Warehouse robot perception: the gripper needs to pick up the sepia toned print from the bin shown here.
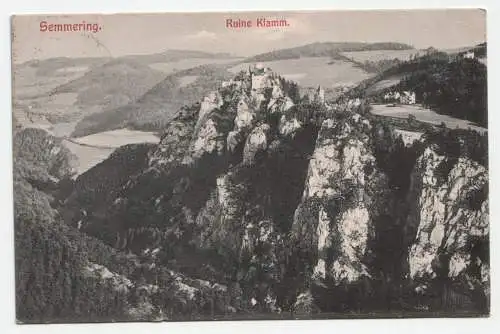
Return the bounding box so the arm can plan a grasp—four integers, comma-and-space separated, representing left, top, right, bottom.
11, 9, 488, 323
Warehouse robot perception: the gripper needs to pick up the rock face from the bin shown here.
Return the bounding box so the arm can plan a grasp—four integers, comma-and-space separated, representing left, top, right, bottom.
279, 114, 302, 137
407, 146, 489, 302
195, 91, 223, 132
243, 124, 271, 165
291, 113, 391, 284
149, 120, 195, 167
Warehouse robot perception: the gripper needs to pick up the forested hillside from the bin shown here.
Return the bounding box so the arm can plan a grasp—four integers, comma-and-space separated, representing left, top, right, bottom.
14, 129, 238, 323
14, 128, 130, 322
347, 47, 487, 127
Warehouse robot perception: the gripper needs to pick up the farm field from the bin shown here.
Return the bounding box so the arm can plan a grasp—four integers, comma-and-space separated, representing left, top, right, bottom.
63, 129, 160, 175
63, 140, 114, 176
370, 104, 487, 133
70, 128, 159, 148
229, 57, 373, 88
341, 49, 424, 62
13, 63, 91, 100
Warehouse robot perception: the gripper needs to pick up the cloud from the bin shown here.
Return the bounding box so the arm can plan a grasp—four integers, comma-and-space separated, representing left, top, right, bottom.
186, 30, 218, 40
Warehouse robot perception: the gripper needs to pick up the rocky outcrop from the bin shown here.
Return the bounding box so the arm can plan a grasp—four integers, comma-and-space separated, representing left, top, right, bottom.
243, 124, 271, 165
227, 97, 256, 153
292, 113, 391, 284
190, 118, 226, 159
407, 147, 489, 293
148, 119, 195, 167
195, 92, 223, 132
279, 114, 302, 138
186, 68, 288, 163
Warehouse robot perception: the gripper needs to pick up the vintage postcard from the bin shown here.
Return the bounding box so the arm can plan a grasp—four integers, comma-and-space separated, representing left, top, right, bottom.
11, 9, 488, 323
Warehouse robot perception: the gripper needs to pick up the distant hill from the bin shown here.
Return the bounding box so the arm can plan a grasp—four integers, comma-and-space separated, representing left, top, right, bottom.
14, 50, 239, 130
18, 49, 235, 68
245, 42, 414, 62
458, 42, 487, 58
71, 64, 235, 137
443, 42, 487, 58
50, 58, 167, 113
121, 49, 235, 63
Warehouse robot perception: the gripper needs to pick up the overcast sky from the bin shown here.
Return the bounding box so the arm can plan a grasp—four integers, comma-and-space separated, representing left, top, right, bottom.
12, 9, 486, 63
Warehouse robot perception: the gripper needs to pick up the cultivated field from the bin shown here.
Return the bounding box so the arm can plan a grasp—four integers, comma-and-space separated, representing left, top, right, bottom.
12, 61, 93, 128
63, 129, 160, 175
13, 63, 91, 100
341, 49, 424, 62
72, 129, 159, 148
370, 104, 487, 133
229, 57, 372, 88
63, 140, 114, 176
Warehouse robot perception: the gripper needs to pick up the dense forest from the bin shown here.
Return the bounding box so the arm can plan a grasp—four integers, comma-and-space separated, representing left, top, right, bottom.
398, 56, 486, 126
12, 129, 218, 322
14, 129, 131, 322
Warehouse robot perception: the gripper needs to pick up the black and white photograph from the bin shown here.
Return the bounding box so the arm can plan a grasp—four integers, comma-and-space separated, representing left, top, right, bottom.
10, 9, 488, 323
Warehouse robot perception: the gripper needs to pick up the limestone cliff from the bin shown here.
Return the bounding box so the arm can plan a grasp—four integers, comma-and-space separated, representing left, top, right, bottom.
291, 112, 391, 285
406, 145, 489, 310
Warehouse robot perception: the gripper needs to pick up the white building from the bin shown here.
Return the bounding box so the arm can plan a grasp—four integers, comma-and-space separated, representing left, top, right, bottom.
400, 91, 416, 105
384, 90, 415, 105
463, 51, 475, 59
384, 91, 401, 102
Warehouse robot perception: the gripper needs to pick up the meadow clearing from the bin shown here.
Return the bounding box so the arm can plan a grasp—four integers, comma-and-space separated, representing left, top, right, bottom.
63, 129, 160, 175
370, 104, 487, 133
341, 49, 424, 63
